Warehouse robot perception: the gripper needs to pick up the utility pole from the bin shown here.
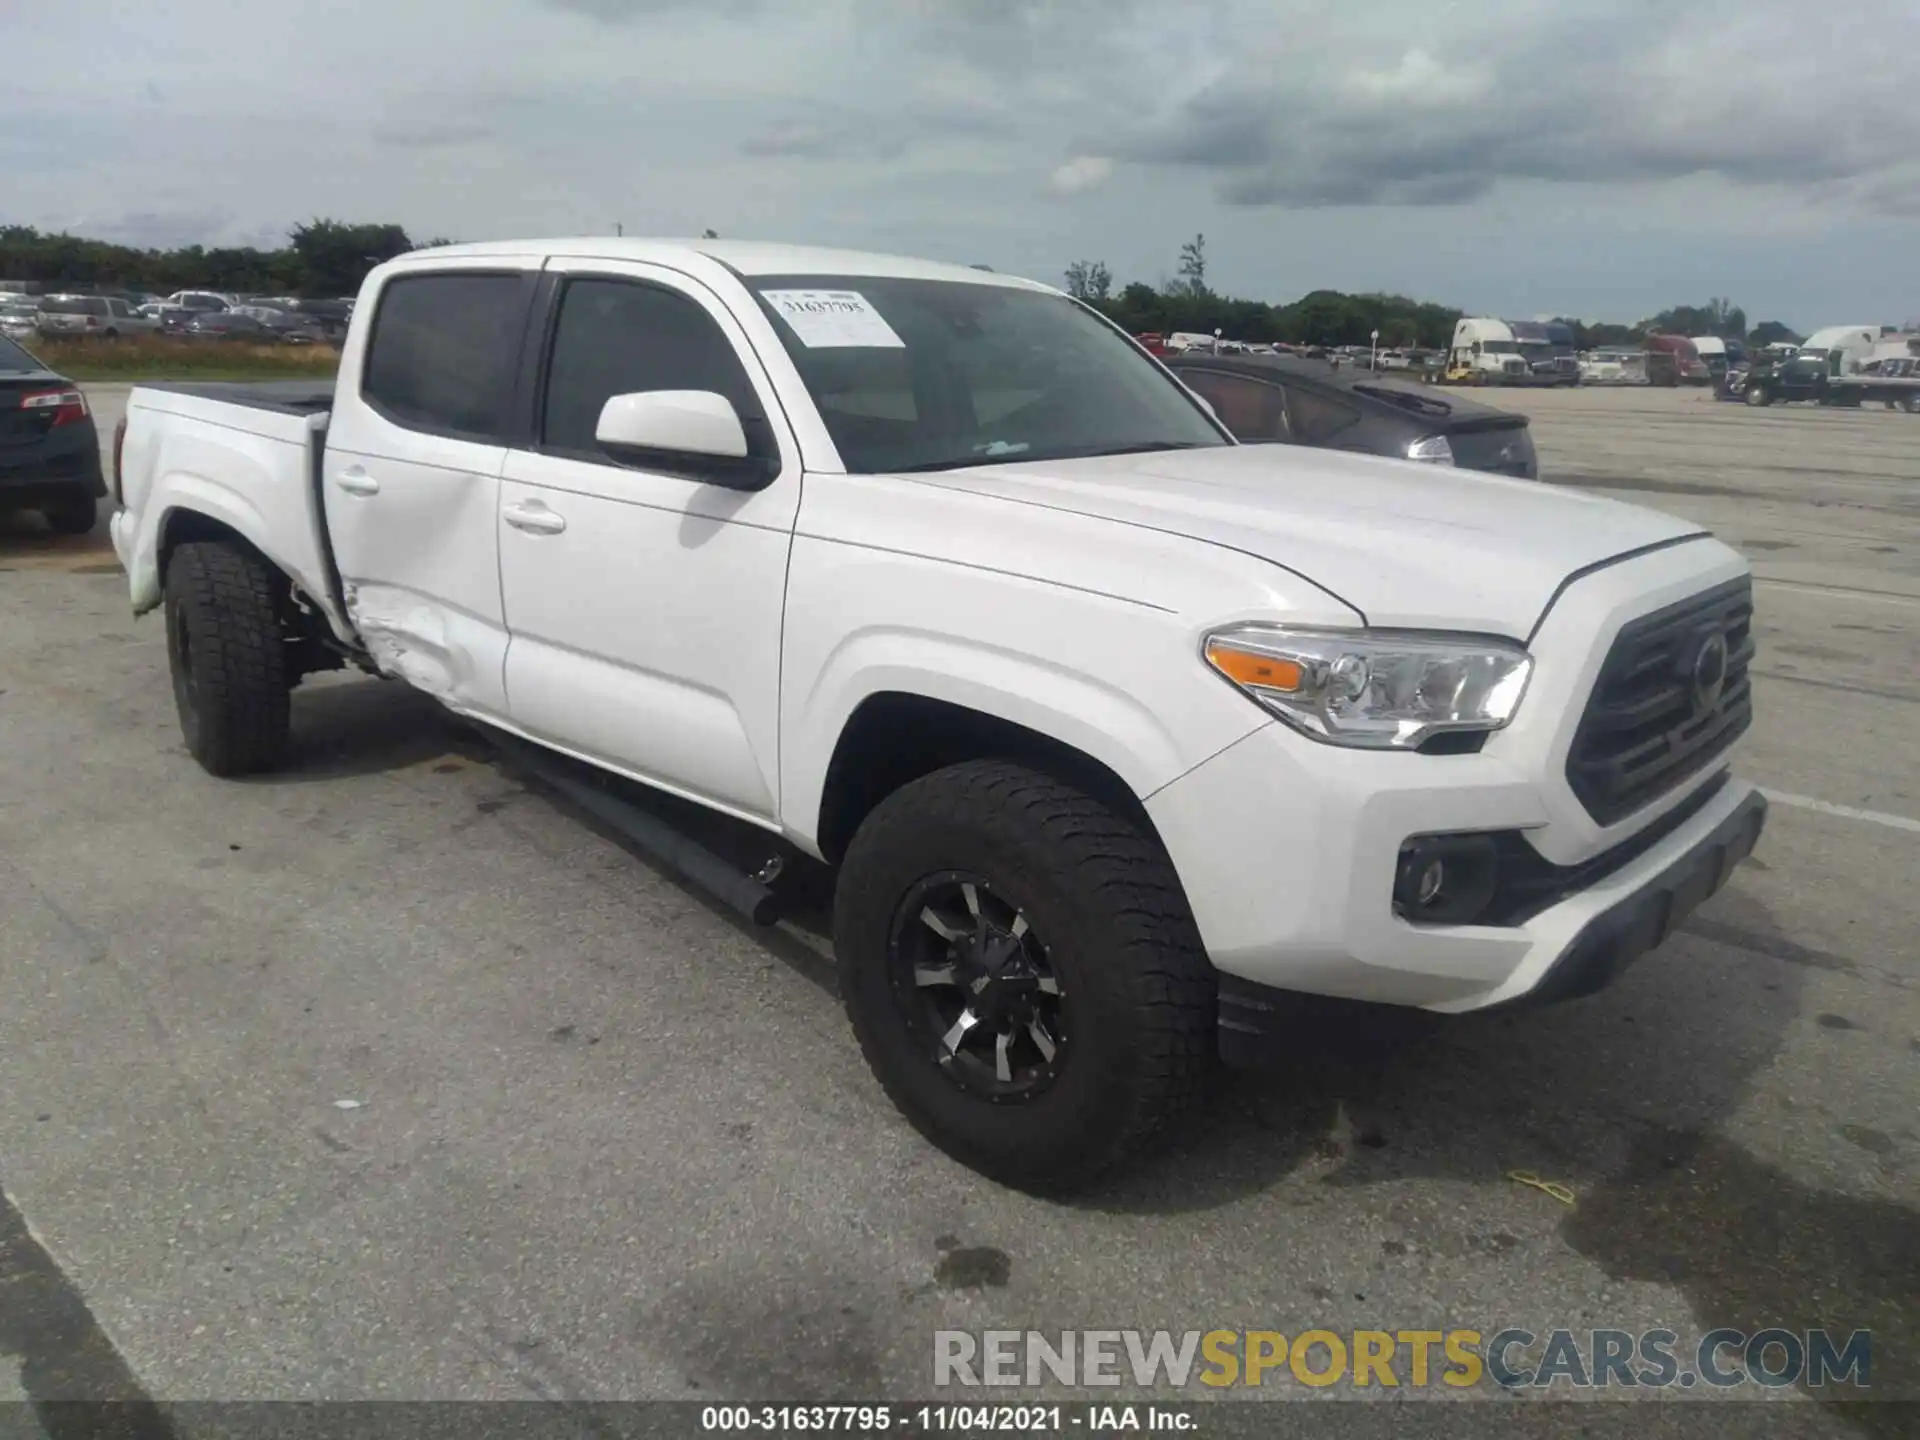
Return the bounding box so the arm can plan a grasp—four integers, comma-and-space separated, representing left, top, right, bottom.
615, 222, 623, 237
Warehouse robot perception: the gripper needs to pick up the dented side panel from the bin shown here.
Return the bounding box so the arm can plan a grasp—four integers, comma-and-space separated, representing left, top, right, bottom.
321, 430, 514, 720
345, 581, 509, 714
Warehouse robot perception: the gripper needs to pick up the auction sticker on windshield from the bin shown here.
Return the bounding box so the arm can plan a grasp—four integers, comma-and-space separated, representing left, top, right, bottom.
762, 290, 904, 349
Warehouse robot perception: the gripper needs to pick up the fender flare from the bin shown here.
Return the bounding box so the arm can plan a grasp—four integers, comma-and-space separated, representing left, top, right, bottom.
783, 630, 1255, 857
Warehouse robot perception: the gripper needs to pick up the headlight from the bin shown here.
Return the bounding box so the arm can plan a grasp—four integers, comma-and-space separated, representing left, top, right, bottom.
1203, 625, 1532, 749
1406, 434, 1453, 465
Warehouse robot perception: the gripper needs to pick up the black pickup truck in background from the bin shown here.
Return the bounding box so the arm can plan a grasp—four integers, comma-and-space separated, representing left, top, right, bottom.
1720, 353, 1920, 412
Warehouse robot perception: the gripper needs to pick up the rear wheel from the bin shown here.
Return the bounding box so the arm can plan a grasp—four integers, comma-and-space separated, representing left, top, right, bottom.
41, 487, 97, 535
163, 540, 291, 776
834, 760, 1216, 1194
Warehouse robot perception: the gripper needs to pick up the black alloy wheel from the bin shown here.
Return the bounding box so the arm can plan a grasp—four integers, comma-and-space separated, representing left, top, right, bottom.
888, 873, 1066, 1102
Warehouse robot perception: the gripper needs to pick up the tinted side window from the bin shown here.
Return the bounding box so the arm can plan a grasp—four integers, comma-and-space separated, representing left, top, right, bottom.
1178, 370, 1290, 442
541, 278, 759, 456
1283, 387, 1361, 445
362, 273, 528, 439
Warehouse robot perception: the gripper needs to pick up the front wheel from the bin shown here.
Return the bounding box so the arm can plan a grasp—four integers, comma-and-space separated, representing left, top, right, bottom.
834, 760, 1216, 1194
1744, 384, 1772, 407
164, 540, 291, 776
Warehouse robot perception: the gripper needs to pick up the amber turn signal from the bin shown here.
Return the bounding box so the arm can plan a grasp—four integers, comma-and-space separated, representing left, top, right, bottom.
1204, 640, 1304, 693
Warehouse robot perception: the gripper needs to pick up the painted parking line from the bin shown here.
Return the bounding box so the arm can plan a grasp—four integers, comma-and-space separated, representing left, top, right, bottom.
1761, 788, 1920, 834
1756, 577, 1920, 606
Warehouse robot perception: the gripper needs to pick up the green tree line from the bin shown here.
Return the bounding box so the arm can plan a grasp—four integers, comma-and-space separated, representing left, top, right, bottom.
3, 219, 1803, 349
0, 220, 450, 297
1065, 235, 1802, 350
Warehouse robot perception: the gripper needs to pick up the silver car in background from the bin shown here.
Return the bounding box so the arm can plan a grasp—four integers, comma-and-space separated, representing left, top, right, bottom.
0, 295, 40, 341
35, 295, 160, 340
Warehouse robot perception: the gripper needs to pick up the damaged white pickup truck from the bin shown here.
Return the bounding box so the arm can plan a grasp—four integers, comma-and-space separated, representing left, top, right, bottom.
111, 238, 1766, 1191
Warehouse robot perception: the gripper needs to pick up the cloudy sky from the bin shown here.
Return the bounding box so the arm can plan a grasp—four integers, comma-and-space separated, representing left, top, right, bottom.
4, 0, 1914, 328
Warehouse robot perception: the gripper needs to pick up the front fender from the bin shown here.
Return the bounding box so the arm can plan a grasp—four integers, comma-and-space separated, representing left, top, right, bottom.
779, 624, 1267, 855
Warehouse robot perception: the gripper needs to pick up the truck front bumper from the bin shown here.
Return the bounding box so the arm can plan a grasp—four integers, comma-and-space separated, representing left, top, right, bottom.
1143, 721, 1767, 1029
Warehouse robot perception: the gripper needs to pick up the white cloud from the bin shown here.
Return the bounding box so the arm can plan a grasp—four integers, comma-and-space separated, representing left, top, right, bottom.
0, 0, 1912, 325
1050, 156, 1115, 194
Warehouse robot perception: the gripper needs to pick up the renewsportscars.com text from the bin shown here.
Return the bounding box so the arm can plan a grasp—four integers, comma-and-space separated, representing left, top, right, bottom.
934, 1327, 1873, 1391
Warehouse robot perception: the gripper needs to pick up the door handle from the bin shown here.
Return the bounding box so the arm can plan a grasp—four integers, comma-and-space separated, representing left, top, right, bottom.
503, 502, 567, 535
334, 467, 380, 496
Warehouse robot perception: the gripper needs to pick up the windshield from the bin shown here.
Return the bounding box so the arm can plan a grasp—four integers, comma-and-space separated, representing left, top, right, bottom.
750, 275, 1227, 473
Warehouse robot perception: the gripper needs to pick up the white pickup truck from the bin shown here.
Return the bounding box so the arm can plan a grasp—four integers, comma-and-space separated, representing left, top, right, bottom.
110, 239, 1766, 1191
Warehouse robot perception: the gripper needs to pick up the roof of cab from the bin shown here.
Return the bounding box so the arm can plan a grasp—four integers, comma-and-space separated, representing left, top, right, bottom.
398, 238, 1055, 292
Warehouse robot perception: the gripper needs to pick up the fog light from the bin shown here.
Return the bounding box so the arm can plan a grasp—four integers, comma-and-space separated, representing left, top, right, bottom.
1394, 834, 1500, 924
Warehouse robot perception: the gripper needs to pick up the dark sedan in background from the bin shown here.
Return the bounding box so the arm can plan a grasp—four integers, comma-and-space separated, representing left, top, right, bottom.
183, 311, 270, 341
1167, 352, 1540, 480
0, 336, 102, 534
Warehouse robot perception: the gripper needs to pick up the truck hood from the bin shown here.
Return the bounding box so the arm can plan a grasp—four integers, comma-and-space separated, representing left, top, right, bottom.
907, 445, 1709, 638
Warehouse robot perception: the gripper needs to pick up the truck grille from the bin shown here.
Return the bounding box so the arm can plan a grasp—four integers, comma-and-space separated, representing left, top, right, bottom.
1565, 577, 1754, 826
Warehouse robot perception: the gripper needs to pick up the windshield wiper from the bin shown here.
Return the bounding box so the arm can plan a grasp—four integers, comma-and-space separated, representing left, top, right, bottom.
1050, 441, 1210, 460
890, 454, 1033, 474
888, 441, 1209, 474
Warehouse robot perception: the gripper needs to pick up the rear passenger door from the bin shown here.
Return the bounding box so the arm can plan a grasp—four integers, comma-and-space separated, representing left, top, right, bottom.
323, 260, 542, 720
497, 261, 800, 823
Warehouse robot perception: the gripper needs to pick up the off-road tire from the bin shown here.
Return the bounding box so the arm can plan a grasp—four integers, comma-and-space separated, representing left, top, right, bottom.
42, 487, 97, 535
834, 759, 1216, 1194
164, 540, 290, 776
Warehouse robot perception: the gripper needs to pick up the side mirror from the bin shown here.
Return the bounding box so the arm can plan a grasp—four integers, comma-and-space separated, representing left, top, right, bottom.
596, 390, 747, 460
593, 390, 779, 489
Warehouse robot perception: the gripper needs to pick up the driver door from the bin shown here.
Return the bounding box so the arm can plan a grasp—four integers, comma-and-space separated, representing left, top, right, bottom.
497, 262, 801, 823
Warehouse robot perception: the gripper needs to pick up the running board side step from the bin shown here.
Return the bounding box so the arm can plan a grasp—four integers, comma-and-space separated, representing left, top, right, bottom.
482, 729, 782, 927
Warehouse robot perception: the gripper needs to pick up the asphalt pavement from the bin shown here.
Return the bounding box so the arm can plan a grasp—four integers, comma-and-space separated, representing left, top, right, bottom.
0, 383, 1913, 1436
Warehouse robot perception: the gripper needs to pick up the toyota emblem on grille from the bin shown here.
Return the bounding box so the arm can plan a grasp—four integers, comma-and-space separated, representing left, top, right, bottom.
1689, 631, 1729, 713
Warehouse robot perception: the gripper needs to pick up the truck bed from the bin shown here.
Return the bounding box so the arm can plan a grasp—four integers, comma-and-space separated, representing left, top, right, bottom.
134, 379, 336, 417
116, 380, 351, 643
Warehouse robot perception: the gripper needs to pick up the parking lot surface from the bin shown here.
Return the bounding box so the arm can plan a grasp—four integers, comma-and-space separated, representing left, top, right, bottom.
1, 383, 1914, 1433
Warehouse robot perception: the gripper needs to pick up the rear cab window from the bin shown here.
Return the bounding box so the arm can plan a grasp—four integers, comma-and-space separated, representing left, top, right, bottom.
360, 272, 534, 441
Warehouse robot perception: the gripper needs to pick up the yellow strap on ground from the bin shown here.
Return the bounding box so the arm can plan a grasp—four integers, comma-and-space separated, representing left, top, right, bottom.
1506, 1170, 1576, 1205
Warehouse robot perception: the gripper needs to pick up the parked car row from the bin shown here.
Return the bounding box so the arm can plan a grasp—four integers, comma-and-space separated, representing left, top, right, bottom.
0, 288, 354, 345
